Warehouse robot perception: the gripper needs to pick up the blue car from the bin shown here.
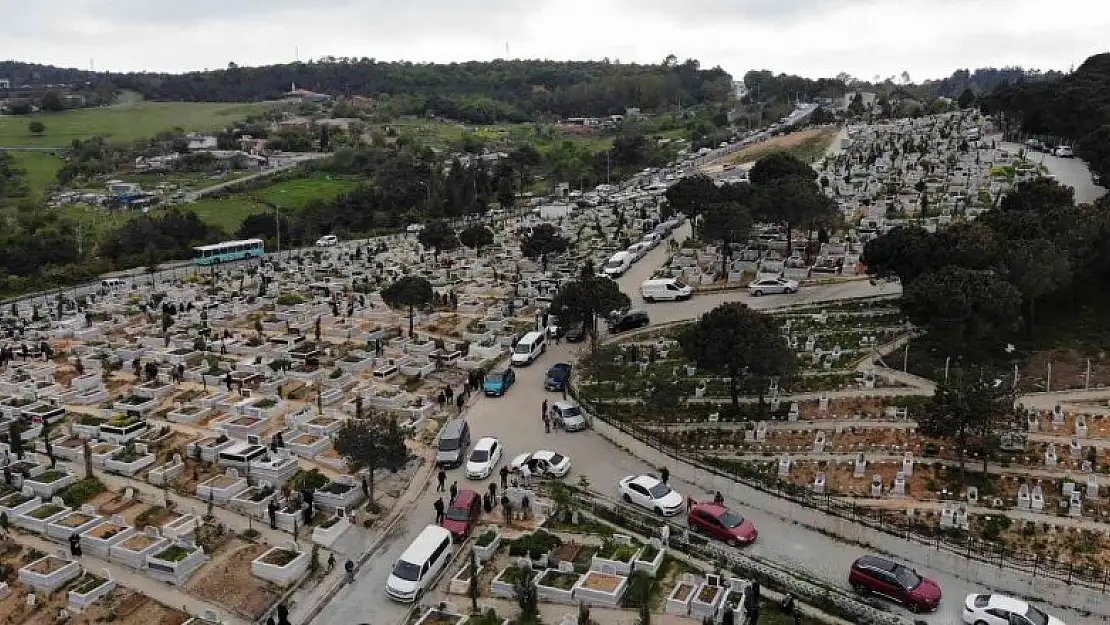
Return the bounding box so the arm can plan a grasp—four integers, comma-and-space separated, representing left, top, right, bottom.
483, 368, 516, 397
545, 363, 572, 391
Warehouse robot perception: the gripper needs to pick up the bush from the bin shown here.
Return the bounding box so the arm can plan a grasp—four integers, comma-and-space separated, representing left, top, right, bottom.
58, 477, 106, 507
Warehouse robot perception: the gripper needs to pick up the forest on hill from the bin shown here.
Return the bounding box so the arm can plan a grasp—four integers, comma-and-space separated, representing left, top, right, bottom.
981, 53, 1110, 187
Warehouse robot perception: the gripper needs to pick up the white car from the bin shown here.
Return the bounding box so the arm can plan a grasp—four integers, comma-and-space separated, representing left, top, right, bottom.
510, 450, 572, 478
618, 474, 683, 516
962, 594, 1062, 625
1053, 146, 1074, 158
465, 437, 503, 479
315, 234, 338, 247
748, 277, 799, 296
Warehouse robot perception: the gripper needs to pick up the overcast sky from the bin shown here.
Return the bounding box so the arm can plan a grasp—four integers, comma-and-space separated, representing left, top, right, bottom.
5, 0, 1109, 81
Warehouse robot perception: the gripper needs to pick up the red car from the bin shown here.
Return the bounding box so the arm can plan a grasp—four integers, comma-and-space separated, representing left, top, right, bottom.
849, 555, 942, 613
441, 489, 482, 542
687, 503, 758, 545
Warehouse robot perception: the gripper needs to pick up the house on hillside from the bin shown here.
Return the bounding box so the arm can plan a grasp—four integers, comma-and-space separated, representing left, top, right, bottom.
186, 135, 219, 151
0, 79, 11, 89
285, 82, 331, 103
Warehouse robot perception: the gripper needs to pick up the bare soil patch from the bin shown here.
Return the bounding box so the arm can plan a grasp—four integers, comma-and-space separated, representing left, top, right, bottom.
186, 540, 281, 619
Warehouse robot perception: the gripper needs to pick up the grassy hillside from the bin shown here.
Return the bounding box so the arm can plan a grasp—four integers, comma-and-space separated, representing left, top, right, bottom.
0, 101, 273, 147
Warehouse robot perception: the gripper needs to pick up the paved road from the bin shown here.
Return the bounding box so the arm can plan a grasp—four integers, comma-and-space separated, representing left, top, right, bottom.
998, 138, 1106, 204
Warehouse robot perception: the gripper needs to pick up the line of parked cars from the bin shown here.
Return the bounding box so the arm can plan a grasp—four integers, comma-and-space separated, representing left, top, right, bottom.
602, 215, 686, 278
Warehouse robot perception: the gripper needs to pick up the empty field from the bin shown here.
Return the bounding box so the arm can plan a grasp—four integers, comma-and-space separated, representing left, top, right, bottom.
724, 126, 841, 167
0, 101, 275, 147
6, 151, 64, 202
180, 175, 362, 234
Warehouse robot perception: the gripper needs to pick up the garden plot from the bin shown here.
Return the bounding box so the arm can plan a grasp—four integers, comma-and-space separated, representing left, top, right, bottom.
185, 539, 283, 620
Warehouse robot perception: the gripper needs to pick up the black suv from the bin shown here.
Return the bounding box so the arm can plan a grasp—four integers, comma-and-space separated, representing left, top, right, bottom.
608, 310, 650, 334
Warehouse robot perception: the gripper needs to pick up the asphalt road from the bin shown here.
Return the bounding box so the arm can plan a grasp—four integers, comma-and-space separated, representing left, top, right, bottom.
998, 138, 1106, 204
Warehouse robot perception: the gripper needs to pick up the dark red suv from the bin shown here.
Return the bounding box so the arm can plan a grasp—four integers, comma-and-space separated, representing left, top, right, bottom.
441, 489, 482, 542
687, 503, 757, 545
849, 555, 942, 613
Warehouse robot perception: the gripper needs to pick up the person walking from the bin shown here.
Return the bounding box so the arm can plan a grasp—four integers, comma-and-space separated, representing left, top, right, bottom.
433, 497, 445, 524
660, 466, 670, 485
541, 399, 548, 422
714, 491, 724, 505
543, 415, 550, 433
344, 559, 355, 585
500, 466, 509, 489
686, 495, 696, 513
449, 481, 458, 502
437, 469, 447, 492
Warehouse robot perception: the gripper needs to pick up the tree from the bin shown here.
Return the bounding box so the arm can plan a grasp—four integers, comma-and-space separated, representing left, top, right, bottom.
1003, 239, 1072, 335
664, 174, 718, 218
922, 375, 1013, 477
28, 121, 45, 135
417, 219, 460, 261
459, 224, 494, 253
957, 88, 977, 110
899, 266, 1023, 357
381, 276, 434, 336
698, 202, 752, 270
748, 153, 830, 257
861, 226, 935, 285
645, 378, 690, 415
333, 416, 408, 503
748, 153, 817, 187
508, 144, 543, 192
549, 260, 630, 345
40, 91, 66, 112
679, 303, 796, 407
520, 224, 569, 272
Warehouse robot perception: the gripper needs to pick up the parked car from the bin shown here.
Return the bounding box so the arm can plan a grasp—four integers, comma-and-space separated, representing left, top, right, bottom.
544, 363, 572, 391
465, 437, 503, 479
618, 474, 684, 516
315, 234, 339, 247
1053, 146, 1074, 158
510, 450, 572, 478
551, 401, 588, 432
748, 277, 799, 296
608, 309, 650, 334
441, 489, 483, 541
482, 368, 516, 397
564, 320, 587, 343
962, 594, 1061, 625
849, 555, 942, 613
687, 503, 758, 545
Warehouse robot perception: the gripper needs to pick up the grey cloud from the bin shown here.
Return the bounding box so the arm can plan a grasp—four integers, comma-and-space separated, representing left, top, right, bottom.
615, 0, 883, 25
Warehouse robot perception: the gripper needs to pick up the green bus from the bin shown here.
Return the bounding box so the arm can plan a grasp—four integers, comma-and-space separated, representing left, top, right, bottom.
194, 239, 265, 266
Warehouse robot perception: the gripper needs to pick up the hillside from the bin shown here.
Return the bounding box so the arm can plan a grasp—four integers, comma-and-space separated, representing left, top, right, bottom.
981, 53, 1110, 185
2, 59, 735, 122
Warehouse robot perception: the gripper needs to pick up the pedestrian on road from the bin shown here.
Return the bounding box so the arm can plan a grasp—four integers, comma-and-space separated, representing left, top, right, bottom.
488, 482, 498, 506
660, 466, 670, 485
713, 491, 724, 505
561, 384, 567, 399
456, 393, 465, 412
541, 399, 548, 421
437, 469, 447, 492
686, 496, 695, 513
449, 481, 458, 502
326, 553, 335, 573
501, 495, 512, 523
543, 415, 550, 433
500, 466, 509, 489
344, 559, 355, 585
520, 463, 532, 487
433, 497, 445, 524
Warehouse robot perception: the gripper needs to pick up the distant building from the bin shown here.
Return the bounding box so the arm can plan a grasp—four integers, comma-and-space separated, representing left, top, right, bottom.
186, 136, 218, 151
0, 79, 10, 90
842, 92, 878, 111
285, 82, 331, 103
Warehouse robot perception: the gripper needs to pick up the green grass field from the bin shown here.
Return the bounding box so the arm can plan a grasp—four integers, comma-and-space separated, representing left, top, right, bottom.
0, 101, 274, 147
7, 152, 64, 201
179, 175, 362, 234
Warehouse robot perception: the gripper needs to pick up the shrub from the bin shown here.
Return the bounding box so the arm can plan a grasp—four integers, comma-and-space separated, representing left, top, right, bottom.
58, 477, 105, 507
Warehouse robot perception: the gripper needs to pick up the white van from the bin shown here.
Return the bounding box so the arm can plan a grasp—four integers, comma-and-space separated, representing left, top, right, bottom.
640, 278, 692, 302
315, 234, 338, 247
511, 331, 546, 366
603, 251, 633, 277
385, 525, 454, 602
640, 233, 662, 249
627, 243, 650, 261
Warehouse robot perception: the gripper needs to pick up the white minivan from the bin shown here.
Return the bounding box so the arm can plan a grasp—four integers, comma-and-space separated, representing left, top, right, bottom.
640, 278, 692, 302
511, 331, 547, 366
385, 525, 454, 602
603, 251, 633, 277
315, 234, 339, 247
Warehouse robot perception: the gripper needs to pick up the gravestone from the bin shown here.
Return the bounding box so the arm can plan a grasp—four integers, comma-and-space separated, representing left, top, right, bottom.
966, 486, 978, 506
1069, 439, 1083, 459
870, 475, 882, 497
1087, 476, 1099, 500
1031, 485, 1045, 512
1069, 491, 1083, 517
1052, 405, 1065, 426
754, 422, 767, 442
812, 432, 827, 453
853, 453, 867, 478
814, 472, 826, 495
892, 472, 906, 498
788, 402, 799, 423
1017, 484, 1031, 510
1076, 415, 1088, 437
954, 504, 969, 529
1026, 410, 1039, 433
902, 452, 914, 476
940, 502, 956, 528
818, 394, 829, 415
777, 454, 791, 477
1044, 445, 1057, 467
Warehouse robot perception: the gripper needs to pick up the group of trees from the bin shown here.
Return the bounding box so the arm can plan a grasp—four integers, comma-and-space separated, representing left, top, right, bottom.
981, 52, 1110, 185
664, 153, 838, 264
864, 178, 1110, 365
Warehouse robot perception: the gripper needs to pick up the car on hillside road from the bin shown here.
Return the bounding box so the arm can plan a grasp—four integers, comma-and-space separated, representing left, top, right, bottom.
962, 594, 1062, 625
510, 450, 572, 478
465, 437, 503, 479
687, 503, 757, 545
618, 474, 684, 516
441, 489, 482, 542
551, 401, 588, 432
849, 555, 942, 613
315, 234, 339, 247
544, 363, 572, 391
748, 277, 799, 296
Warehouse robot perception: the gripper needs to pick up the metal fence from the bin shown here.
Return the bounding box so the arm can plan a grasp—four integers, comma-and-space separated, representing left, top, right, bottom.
570, 385, 1110, 594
